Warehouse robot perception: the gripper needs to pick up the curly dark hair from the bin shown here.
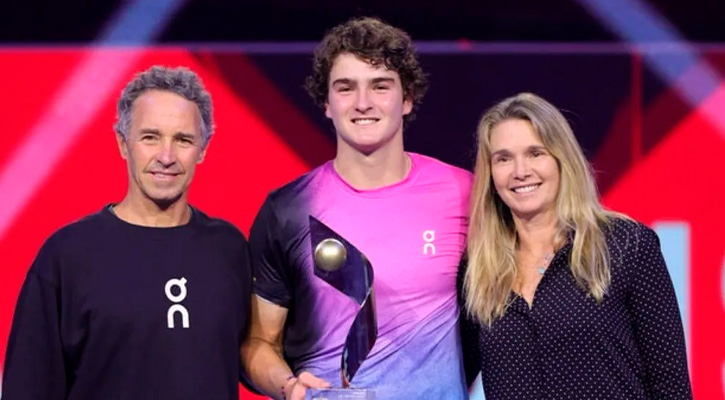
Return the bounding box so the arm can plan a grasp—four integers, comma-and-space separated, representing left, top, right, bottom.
305, 17, 428, 123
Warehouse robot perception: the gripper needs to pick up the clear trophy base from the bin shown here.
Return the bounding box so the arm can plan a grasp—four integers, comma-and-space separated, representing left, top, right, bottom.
306, 388, 375, 400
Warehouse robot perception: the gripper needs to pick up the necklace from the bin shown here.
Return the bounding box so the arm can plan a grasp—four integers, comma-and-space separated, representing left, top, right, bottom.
537, 253, 554, 275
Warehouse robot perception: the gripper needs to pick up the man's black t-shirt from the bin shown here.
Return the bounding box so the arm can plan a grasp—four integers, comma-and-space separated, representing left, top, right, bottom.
2, 206, 251, 400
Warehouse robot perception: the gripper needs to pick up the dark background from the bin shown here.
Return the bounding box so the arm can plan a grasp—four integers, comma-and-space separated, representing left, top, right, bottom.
1, 0, 724, 43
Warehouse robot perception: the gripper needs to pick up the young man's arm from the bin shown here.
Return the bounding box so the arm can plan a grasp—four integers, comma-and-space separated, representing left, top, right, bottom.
240, 295, 330, 400
243, 196, 331, 399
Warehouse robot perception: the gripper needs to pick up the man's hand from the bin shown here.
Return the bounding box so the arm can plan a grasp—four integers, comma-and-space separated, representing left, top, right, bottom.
283, 371, 331, 400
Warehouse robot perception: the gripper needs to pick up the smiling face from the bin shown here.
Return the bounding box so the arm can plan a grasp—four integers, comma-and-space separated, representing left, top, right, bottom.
117, 89, 207, 209
489, 118, 560, 222
324, 53, 412, 155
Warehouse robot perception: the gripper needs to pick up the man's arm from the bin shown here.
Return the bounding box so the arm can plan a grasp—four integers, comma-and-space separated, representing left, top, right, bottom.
2, 270, 67, 399
240, 295, 330, 400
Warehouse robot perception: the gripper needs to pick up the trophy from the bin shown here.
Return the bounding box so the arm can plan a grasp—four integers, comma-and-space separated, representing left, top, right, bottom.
306, 216, 377, 400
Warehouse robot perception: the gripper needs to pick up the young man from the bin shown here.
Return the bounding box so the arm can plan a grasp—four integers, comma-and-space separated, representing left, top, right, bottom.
241, 17, 472, 400
2, 66, 251, 399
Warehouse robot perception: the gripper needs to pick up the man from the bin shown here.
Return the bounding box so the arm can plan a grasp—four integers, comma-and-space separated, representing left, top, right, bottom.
2, 66, 251, 399
241, 17, 472, 400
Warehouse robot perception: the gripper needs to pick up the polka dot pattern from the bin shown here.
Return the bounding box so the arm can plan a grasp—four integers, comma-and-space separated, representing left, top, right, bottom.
474, 218, 692, 399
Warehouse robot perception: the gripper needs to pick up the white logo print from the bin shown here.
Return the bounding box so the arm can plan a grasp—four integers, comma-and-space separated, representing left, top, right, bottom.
165, 277, 190, 329
423, 230, 436, 255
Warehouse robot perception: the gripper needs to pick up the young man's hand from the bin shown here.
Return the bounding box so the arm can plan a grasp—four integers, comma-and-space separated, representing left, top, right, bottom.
283, 371, 331, 400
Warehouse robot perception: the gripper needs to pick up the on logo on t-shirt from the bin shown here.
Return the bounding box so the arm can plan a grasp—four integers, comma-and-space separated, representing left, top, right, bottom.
165, 277, 190, 329
423, 230, 436, 255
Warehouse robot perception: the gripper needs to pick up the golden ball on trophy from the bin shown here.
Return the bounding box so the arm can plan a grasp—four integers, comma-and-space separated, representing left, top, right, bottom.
314, 238, 347, 271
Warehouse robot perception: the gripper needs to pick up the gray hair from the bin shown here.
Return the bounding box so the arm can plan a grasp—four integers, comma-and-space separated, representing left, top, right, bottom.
114, 65, 214, 145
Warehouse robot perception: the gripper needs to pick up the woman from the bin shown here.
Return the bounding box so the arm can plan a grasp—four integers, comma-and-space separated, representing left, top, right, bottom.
463, 93, 692, 399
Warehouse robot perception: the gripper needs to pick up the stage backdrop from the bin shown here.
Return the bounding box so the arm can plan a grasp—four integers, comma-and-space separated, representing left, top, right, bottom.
0, 44, 723, 399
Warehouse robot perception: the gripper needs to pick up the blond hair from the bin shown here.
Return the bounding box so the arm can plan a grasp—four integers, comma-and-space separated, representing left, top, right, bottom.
465, 93, 616, 326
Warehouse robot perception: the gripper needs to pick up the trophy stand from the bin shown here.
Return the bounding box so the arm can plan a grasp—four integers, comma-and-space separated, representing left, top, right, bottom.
306, 216, 377, 400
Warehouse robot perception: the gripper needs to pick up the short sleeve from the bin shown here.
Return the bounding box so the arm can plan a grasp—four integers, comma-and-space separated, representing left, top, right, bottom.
249, 196, 293, 308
